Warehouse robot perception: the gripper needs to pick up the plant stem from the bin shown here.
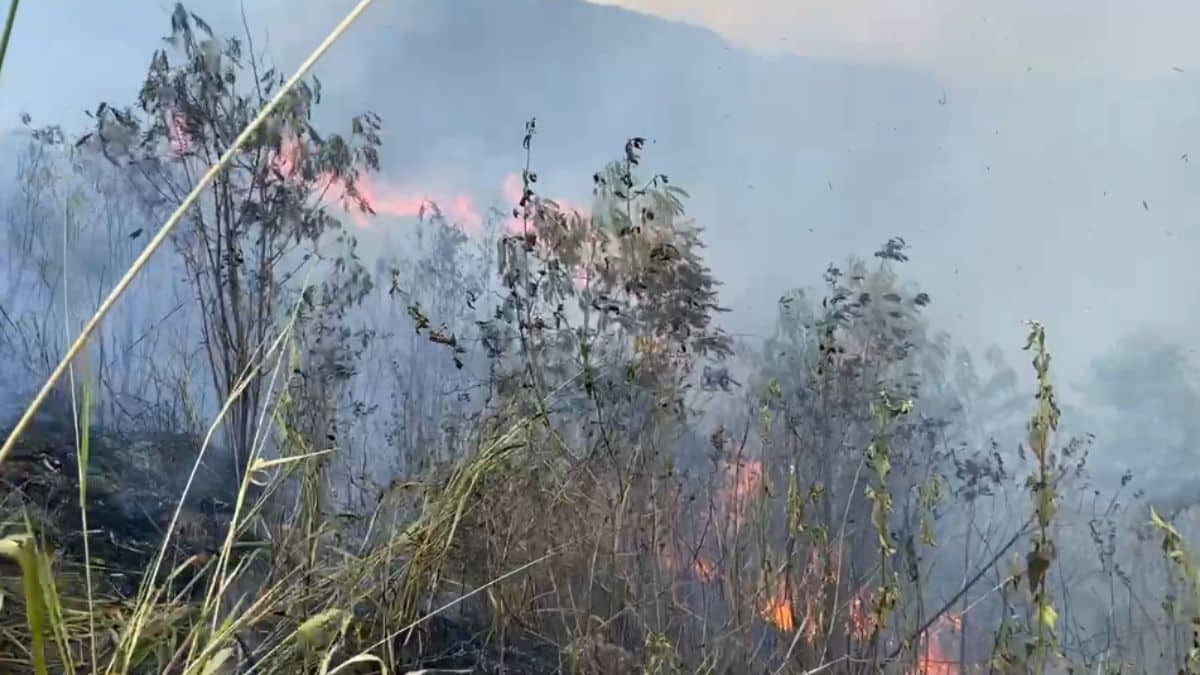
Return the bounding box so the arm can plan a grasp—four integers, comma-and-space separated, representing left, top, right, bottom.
0, 0, 20, 79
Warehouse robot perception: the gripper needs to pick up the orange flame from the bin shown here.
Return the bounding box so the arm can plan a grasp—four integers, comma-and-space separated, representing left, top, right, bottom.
501, 172, 589, 218
761, 580, 795, 632
268, 131, 515, 234
344, 170, 595, 237
911, 612, 964, 675
166, 109, 191, 157
913, 642, 959, 675
162, 110, 594, 238
692, 555, 717, 583
345, 172, 485, 232
716, 458, 764, 529
847, 586, 878, 641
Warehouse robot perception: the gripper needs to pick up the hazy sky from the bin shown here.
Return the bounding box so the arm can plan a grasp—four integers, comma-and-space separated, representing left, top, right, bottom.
2, 0, 1199, 397
593, 0, 1198, 80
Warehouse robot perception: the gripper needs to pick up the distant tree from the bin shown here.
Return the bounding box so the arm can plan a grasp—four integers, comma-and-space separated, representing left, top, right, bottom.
378, 206, 495, 473
450, 124, 735, 662
485, 128, 731, 419
1, 119, 200, 432
1080, 332, 1200, 506
83, 4, 382, 459
737, 239, 978, 665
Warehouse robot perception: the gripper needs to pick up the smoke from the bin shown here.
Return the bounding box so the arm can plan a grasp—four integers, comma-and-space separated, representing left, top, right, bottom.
3, 2, 1200, 668
0, 0, 1192, 507
591, 0, 1200, 80
1072, 332, 1200, 511
9, 0, 1200, 396
0, 130, 202, 431
1, 0, 1194, 545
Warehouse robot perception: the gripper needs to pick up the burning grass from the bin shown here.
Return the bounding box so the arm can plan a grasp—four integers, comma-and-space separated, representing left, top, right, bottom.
1, 2, 1196, 674
0, 255, 1178, 674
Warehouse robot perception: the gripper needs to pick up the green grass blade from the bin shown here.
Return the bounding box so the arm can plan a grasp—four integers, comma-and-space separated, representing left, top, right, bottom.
0, 0, 20, 79
0, 533, 48, 675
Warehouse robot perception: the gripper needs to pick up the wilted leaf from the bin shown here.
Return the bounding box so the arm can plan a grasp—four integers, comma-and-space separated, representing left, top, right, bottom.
1036, 603, 1058, 631
198, 647, 235, 675
296, 608, 348, 650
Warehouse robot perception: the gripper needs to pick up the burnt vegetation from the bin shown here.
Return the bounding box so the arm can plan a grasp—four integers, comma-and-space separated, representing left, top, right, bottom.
0, 4, 1197, 675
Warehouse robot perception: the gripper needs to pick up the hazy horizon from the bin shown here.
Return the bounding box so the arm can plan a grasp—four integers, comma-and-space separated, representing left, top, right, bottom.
3, 0, 1198, 399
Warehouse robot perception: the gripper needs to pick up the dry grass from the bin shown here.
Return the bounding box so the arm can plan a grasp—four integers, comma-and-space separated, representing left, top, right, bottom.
0, 3, 1196, 674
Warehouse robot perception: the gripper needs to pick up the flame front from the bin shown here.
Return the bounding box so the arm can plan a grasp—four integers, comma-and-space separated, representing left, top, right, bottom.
913, 641, 958, 675
161, 109, 593, 240
346, 172, 485, 232
761, 583, 795, 632
911, 612, 964, 675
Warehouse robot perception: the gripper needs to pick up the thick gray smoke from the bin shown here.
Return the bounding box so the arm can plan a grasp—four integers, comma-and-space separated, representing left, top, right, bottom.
5, 0, 1198, 488
2, 1, 1199, 670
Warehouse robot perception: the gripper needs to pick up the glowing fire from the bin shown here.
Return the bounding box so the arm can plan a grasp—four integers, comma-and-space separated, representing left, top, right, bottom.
716, 458, 764, 529
166, 109, 191, 157
760, 582, 795, 632
265, 133, 490, 233
644, 427, 971, 670
160, 108, 596, 239
691, 555, 717, 583
501, 172, 589, 218
913, 642, 958, 675
847, 586, 878, 641
337, 168, 598, 237
656, 437, 780, 628
342, 172, 486, 232
911, 613, 964, 675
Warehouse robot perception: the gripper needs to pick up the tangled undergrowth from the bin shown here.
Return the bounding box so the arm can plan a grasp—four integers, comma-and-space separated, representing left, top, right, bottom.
2, 2, 1199, 674
0, 322, 1186, 675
